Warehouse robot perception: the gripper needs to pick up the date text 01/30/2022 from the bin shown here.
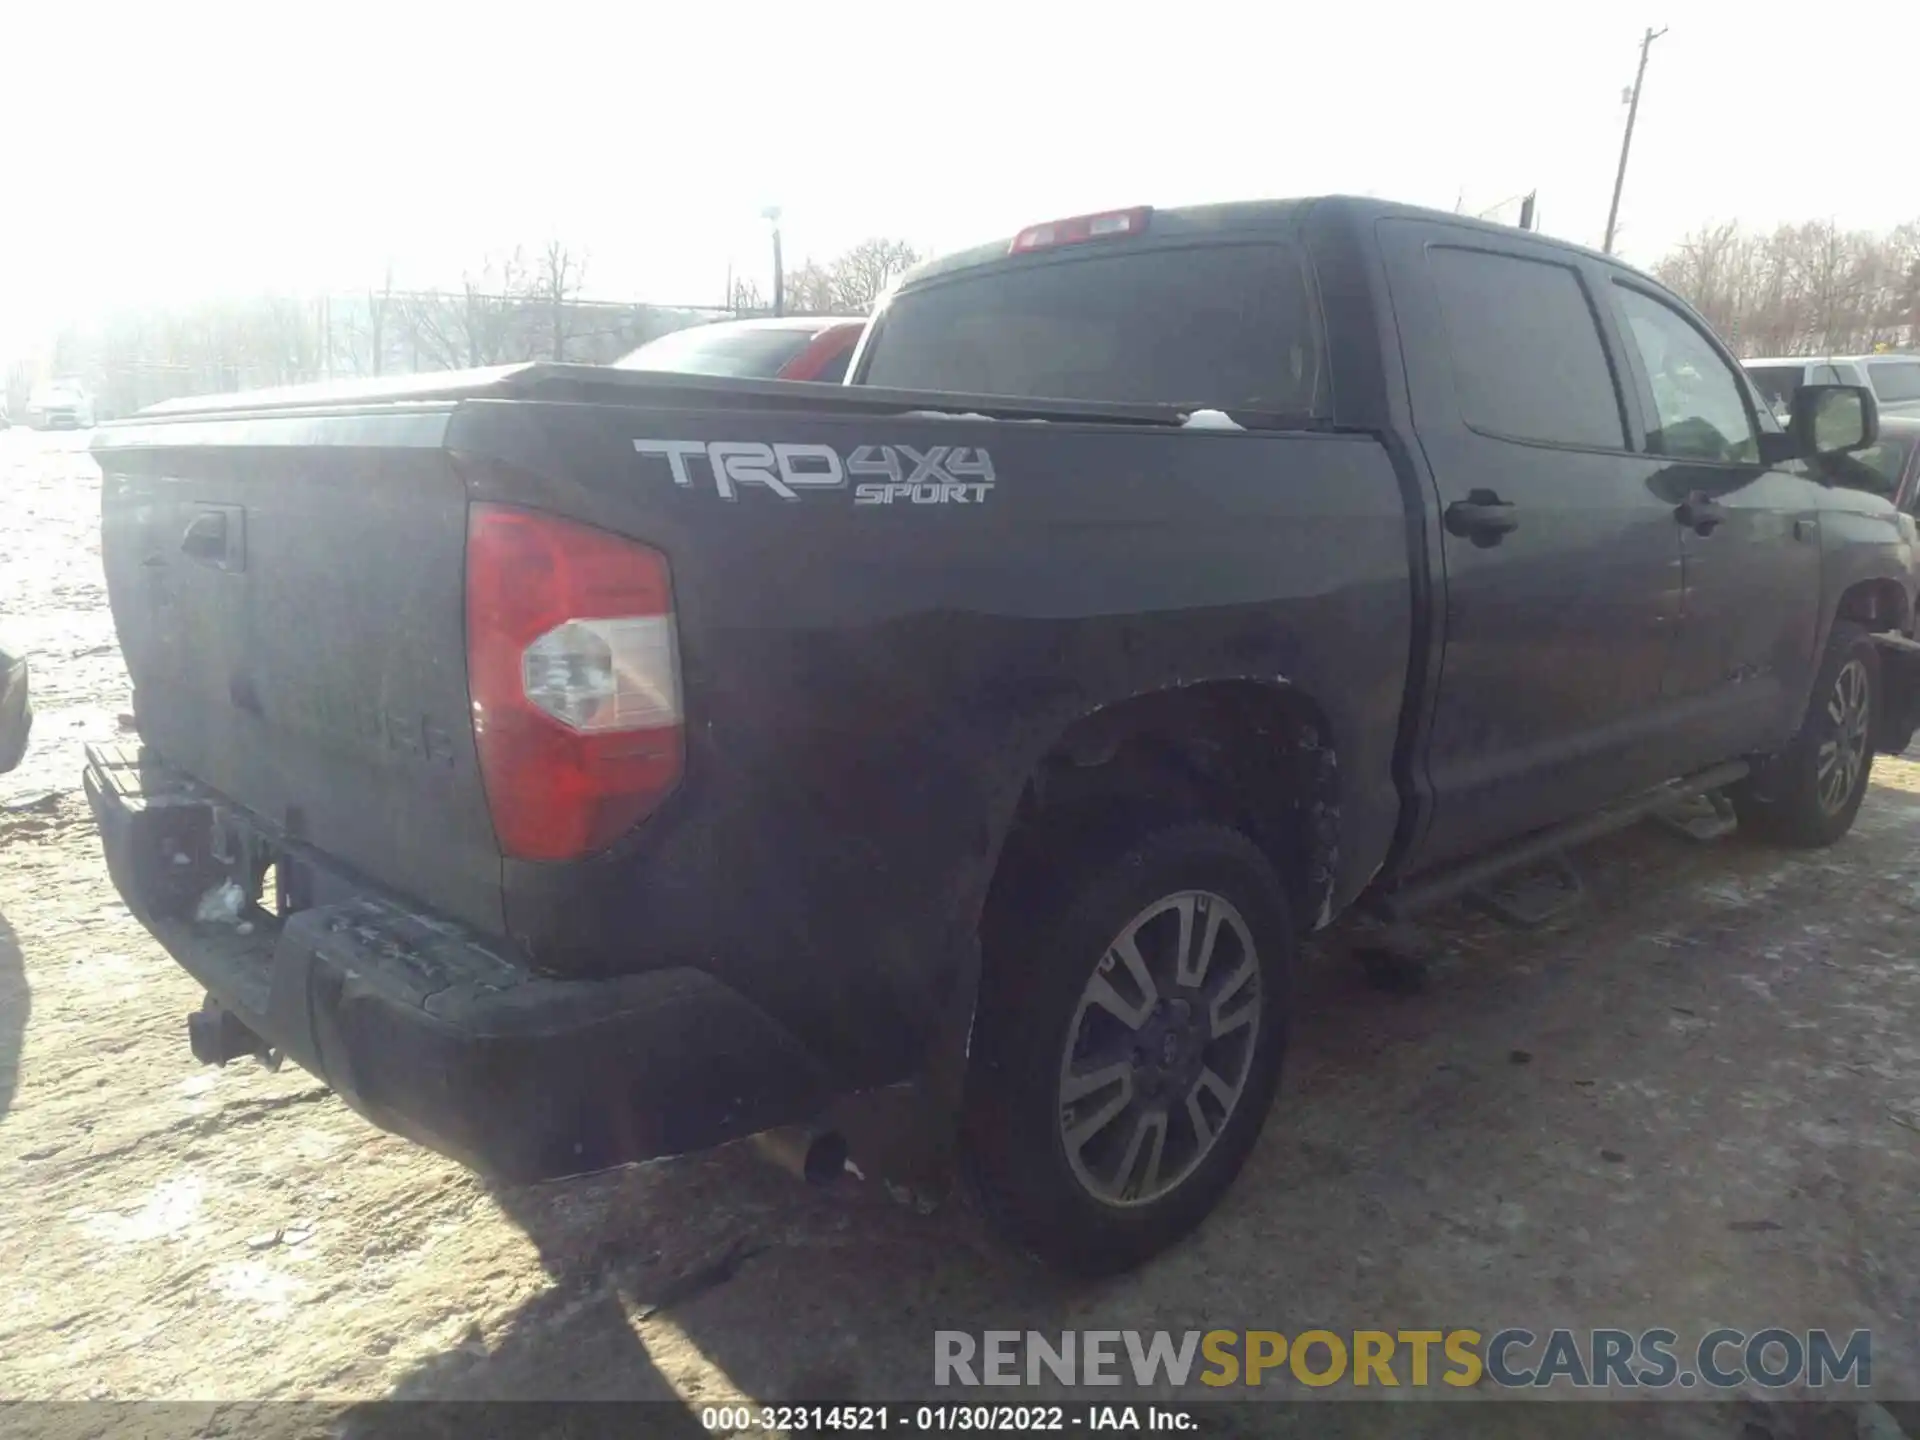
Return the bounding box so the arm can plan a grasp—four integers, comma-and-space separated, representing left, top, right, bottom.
698, 1404, 1196, 1432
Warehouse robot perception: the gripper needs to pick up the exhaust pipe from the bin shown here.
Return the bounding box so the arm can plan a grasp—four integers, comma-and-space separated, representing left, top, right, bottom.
751, 1126, 851, 1186
187, 1005, 267, 1066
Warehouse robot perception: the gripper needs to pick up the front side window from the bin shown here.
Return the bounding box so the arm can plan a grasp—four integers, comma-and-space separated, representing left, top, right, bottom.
1612, 285, 1759, 464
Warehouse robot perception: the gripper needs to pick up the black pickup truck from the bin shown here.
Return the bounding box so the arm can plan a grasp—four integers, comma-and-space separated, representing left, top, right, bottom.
85, 197, 1920, 1274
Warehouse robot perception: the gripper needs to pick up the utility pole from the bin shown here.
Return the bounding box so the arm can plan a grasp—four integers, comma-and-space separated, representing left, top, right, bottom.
762, 205, 784, 317
1603, 25, 1667, 255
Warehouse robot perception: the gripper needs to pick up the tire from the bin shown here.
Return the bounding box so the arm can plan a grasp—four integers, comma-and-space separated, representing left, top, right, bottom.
1733, 620, 1880, 848
963, 821, 1292, 1275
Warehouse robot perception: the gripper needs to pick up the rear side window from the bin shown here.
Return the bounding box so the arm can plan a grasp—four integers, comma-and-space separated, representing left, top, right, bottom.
1427, 246, 1627, 450
858, 244, 1324, 416
1868, 359, 1920, 404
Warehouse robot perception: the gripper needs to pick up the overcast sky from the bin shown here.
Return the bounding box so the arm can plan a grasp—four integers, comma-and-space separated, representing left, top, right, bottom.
2, 0, 1914, 363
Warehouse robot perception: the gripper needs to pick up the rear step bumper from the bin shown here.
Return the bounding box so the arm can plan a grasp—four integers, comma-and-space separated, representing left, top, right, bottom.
82, 742, 832, 1182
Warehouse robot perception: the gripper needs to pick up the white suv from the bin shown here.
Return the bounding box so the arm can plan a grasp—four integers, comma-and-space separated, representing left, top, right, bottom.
24, 379, 96, 430
1745, 354, 1920, 422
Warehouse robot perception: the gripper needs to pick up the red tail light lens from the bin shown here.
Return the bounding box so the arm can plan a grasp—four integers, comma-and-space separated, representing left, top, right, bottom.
466, 503, 683, 861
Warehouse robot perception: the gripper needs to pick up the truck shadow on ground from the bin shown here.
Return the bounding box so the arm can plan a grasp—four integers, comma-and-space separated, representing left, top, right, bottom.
353, 1138, 1073, 1419
347, 795, 1920, 1433
0, 908, 26, 1125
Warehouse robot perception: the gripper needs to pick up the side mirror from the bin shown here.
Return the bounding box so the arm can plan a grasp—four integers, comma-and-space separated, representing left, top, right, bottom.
1790, 383, 1879, 459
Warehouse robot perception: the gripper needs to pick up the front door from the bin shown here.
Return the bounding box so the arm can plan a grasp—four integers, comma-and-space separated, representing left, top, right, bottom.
1378, 222, 1685, 871
1606, 280, 1824, 765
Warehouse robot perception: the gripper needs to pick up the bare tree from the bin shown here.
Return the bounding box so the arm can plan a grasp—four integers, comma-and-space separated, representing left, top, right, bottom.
780, 261, 836, 315
1654, 216, 1920, 357
357, 266, 397, 376
730, 277, 767, 314
829, 238, 921, 313
536, 242, 587, 360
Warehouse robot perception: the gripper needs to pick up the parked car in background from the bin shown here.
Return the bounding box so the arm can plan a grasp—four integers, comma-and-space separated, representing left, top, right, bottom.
613, 316, 866, 383
25, 379, 96, 430
1746, 355, 1920, 422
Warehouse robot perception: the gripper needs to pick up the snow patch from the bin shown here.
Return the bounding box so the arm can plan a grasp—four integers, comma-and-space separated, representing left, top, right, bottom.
1181, 408, 1245, 431
78, 1176, 204, 1244
194, 879, 245, 925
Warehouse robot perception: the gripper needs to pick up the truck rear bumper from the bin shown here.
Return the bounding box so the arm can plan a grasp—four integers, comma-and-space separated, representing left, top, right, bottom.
82, 742, 833, 1182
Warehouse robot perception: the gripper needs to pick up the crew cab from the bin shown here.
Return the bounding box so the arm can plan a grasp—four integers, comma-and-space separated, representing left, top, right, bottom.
85, 198, 1920, 1274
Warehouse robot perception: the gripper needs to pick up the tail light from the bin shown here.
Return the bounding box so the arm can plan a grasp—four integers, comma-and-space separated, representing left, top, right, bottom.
1009, 206, 1152, 254
466, 503, 683, 861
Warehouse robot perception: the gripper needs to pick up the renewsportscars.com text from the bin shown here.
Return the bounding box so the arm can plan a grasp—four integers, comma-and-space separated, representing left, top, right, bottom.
934, 1328, 1871, 1391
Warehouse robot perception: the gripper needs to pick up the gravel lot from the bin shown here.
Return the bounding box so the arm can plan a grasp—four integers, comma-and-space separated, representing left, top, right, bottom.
3, 427, 1918, 1437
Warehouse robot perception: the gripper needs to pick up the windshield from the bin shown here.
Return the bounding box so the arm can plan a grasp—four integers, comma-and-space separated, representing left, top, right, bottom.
614, 323, 819, 379
1745, 365, 1805, 418
1867, 359, 1920, 405
859, 242, 1325, 416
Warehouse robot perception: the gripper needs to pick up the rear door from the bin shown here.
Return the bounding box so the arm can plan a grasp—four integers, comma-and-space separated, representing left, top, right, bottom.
1378, 220, 1684, 868
1605, 280, 1824, 764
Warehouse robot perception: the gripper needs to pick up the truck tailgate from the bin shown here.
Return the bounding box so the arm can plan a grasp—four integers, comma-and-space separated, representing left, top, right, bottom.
94, 410, 502, 934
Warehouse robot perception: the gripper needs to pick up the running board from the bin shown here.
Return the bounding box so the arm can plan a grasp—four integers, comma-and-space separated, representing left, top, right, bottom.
1375, 760, 1750, 922
1464, 852, 1584, 929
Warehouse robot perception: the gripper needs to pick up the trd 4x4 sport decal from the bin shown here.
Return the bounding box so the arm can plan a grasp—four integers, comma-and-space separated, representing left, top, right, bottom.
633, 440, 995, 505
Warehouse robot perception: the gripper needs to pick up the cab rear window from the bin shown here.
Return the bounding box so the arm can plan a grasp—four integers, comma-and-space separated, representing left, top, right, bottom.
859, 244, 1325, 418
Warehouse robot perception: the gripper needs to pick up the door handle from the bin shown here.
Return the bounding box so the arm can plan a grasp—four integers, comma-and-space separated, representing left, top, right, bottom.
1445, 490, 1520, 544
1676, 492, 1728, 535
181, 510, 228, 561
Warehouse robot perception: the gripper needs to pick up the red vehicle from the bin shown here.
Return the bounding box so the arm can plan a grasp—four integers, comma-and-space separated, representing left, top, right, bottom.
613, 316, 865, 384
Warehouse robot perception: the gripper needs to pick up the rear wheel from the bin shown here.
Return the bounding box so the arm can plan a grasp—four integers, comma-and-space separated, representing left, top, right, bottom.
1734, 621, 1879, 848
963, 822, 1291, 1275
